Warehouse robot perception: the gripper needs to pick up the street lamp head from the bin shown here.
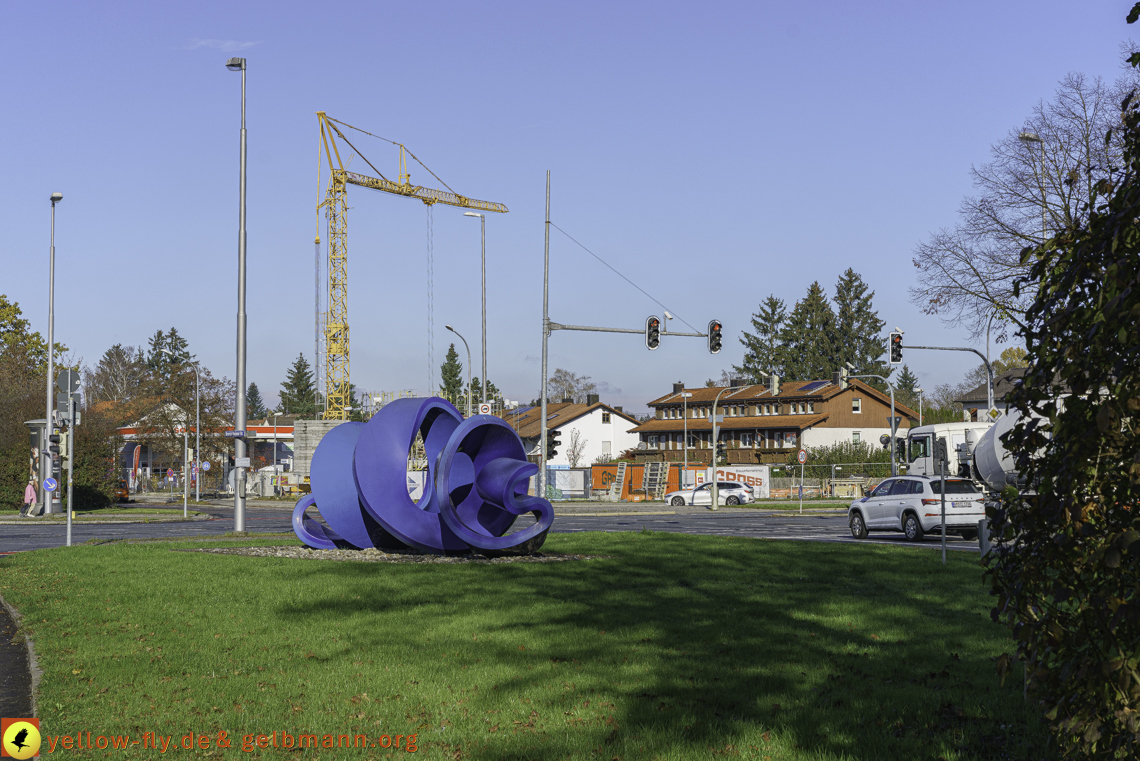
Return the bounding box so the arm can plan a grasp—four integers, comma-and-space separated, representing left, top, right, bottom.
1019, 131, 1042, 143
445, 324, 456, 332
916, 387, 924, 394
463, 211, 483, 218
226, 57, 246, 71
50, 192, 62, 203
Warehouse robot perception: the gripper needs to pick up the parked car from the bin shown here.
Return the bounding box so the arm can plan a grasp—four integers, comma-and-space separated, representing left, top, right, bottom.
664, 481, 753, 506
114, 480, 130, 503
847, 476, 984, 541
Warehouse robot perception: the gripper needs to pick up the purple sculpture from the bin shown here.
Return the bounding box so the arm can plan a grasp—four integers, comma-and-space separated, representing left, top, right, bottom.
293, 397, 554, 555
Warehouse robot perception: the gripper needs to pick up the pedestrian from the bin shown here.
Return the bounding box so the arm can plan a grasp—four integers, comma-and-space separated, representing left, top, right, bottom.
21, 479, 37, 517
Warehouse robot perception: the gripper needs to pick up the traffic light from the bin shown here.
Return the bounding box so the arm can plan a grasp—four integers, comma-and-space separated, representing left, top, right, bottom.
888, 332, 903, 364
645, 315, 661, 350
832, 367, 849, 389
715, 440, 727, 462
707, 320, 722, 354
547, 429, 561, 460
48, 433, 60, 456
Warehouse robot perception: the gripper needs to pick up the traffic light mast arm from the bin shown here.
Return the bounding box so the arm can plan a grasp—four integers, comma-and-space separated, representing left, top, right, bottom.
899, 344, 995, 413
548, 321, 710, 338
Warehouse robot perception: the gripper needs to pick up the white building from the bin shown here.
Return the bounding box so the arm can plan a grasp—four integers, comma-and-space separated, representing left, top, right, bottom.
499, 396, 641, 467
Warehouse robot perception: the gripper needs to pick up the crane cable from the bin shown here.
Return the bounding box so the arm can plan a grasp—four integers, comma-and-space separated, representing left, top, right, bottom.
426, 205, 435, 397
324, 115, 460, 196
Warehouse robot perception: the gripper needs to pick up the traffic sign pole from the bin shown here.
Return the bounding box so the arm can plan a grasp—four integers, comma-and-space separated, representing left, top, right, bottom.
65, 396, 75, 547
798, 448, 807, 514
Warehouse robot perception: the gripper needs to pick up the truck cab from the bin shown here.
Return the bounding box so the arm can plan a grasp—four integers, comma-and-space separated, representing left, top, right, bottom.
906, 422, 994, 480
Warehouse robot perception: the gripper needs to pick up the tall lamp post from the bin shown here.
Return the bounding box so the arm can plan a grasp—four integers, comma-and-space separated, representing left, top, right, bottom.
916, 387, 924, 427
445, 325, 474, 417
43, 192, 62, 512
1018, 131, 1047, 244
462, 211, 487, 404
227, 56, 248, 532
680, 390, 693, 488
709, 385, 734, 510
161, 349, 199, 508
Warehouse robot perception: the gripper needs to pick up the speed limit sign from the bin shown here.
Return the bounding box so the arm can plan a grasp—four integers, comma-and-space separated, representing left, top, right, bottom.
797, 449, 807, 465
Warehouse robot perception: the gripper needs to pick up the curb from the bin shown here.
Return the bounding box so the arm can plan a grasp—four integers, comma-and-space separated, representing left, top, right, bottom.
0, 592, 39, 719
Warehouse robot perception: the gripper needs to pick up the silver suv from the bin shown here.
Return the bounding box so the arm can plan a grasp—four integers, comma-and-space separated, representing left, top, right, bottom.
848, 476, 985, 541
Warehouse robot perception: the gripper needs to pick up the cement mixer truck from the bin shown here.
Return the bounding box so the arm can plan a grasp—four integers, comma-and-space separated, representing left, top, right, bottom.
904, 411, 1033, 494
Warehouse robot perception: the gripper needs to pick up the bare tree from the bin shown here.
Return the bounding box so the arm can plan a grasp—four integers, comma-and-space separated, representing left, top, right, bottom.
911, 71, 1138, 340
566, 429, 587, 468
546, 368, 598, 403
84, 344, 146, 404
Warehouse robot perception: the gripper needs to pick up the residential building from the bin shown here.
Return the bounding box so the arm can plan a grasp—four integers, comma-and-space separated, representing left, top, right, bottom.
954, 367, 1028, 420
630, 378, 918, 464
498, 394, 640, 467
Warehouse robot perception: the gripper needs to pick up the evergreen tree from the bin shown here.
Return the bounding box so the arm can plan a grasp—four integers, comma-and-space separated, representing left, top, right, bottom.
894, 364, 919, 396
145, 327, 194, 377
279, 353, 318, 417
832, 269, 889, 378
780, 282, 836, 381
246, 383, 268, 419
439, 343, 464, 402
733, 296, 788, 382
470, 376, 503, 404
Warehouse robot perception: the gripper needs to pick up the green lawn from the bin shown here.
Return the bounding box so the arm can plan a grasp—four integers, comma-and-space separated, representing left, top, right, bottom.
0, 533, 1052, 760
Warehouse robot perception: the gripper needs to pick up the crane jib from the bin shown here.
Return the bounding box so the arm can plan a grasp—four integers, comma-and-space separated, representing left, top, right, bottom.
342, 171, 508, 213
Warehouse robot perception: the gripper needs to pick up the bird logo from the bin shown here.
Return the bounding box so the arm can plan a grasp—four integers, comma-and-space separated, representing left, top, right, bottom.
1, 718, 41, 759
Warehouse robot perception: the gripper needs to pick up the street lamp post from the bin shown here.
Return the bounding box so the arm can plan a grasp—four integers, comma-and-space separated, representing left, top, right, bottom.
680, 390, 693, 488
463, 211, 487, 404
916, 387, 924, 427
272, 411, 279, 496
445, 325, 474, 417
709, 385, 733, 510
43, 192, 62, 513
1018, 131, 1047, 244
227, 56, 248, 533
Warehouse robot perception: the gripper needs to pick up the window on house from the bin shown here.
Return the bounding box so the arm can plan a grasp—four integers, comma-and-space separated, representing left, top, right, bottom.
764, 404, 771, 415
852, 431, 861, 444
808, 402, 814, 413
686, 432, 696, 448
741, 432, 753, 447
648, 435, 659, 449
602, 412, 611, 424
852, 398, 862, 414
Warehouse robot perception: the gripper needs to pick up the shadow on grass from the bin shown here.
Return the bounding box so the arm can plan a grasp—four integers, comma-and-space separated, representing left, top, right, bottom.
264, 532, 1053, 760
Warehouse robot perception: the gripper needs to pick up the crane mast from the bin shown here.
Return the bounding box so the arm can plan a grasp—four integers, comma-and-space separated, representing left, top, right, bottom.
315, 112, 507, 420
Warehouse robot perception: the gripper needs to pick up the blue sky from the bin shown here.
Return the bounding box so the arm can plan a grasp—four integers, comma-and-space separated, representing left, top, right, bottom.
3, 1, 1137, 413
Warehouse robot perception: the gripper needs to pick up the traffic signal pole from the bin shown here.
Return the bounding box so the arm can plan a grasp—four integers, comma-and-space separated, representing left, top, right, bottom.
537, 174, 715, 500
901, 345, 995, 415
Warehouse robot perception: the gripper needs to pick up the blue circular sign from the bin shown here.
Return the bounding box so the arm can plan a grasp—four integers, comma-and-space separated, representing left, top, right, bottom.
43, 477, 58, 492
202, 461, 211, 472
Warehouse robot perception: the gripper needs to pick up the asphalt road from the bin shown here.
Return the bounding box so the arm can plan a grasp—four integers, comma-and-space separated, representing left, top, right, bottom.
0, 500, 981, 554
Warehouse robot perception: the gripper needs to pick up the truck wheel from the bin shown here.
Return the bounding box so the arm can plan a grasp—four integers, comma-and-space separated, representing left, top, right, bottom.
903, 514, 925, 541
850, 512, 868, 539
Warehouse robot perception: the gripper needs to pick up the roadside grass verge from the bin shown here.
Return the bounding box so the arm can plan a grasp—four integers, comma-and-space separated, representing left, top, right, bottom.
0, 533, 1051, 760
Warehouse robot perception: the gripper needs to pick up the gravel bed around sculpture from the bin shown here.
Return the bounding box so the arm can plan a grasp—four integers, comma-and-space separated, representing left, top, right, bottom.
174, 546, 604, 564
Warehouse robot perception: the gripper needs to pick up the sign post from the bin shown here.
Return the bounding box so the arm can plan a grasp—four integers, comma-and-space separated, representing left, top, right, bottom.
935, 437, 949, 565
797, 448, 807, 513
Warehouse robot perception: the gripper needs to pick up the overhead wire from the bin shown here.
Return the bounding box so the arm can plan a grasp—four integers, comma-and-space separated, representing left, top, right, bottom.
549, 222, 699, 333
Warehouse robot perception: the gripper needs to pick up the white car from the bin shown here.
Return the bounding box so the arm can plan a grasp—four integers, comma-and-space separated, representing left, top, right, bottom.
664, 481, 754, 506
848, 476, 985, 541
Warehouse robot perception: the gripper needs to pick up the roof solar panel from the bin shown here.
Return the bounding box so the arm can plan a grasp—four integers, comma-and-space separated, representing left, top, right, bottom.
798, 381, 829, 393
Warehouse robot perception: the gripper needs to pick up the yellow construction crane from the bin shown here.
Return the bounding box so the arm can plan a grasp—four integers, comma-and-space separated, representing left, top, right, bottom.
315, 112, 508, 420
